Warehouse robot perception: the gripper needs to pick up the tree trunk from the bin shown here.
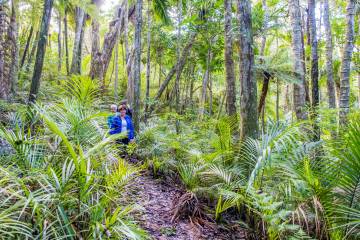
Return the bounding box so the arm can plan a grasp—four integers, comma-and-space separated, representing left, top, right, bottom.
289, 0, 308, 120
90, 19, 100, 79
133, 0, 143, 132
339, 0, 355, 125
9, 0, 19, 97
124, 0, 133, 105
237, 0, 258, 139
64, 11, 69, 75
174, 0, 183, 133
28, 0, 54, 103
20, 26, 33, 69
70, 7, 85, 74
258, 71, 271, 115
224, 0, 236, 116
57, 12, 62, 72
0, 4, 8, 99
258, 0, 269, 120
323, 0, 336, 108
308, 0, 320, 139
199, 48, 211, 119
301, 9, 310, 104
144, 0, 151, 118
114, 31, 119, 100
25, 31, 38, 73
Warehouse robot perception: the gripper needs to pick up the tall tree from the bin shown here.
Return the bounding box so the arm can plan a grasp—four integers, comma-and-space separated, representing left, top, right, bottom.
70, 7, 86, 74
28, 0, 54, 103
308, 0, 319, 139
57, 12, 62, 72
237, 0, 258, 139
323, 0, 336, 108
64, 9, 69, 75
144, 0, 151, 118
89, 0, 101, 79
224, 0, 236, 116
8, 0, 19, 96
199, 48, 212, 119
133, 0, 143, 132
339, 0, 355, 125
289, 0, 308, 120
20, 26, 33, 69
0, 3, 8, 99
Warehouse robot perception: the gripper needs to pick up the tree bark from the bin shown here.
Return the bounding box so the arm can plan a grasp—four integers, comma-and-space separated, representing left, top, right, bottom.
133, 0, 143, 132
114, 30, 119, 100
258, 71, 271, 116
70, 7, 86, 74
90, 19, 100, 79
64, 11, 69, 75
224, 0, 236, 116
28, 0, 54, 103
323, 0, 336, 109
8, 0, 19, 97
308, 0, 320, 139
339, 0, 355, 125
0, 4, 8, 99
20, 26, 33, 69
289, 0, 308, 120
144, 0, 151, 118
199, 48, 211, 119
237, 0, 258, 139
57, 12, 62, 72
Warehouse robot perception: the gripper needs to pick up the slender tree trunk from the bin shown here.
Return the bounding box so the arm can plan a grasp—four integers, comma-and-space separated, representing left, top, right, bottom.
308, 0, 320, 139
133, 0, 143, 132
28, 0, 54, 103
144, 0, 151, 119
258, 72, 271, 115
124, 0, 133, 105
224, 0, 237, 116
323, 0, 336, 109
302, 9, 310, 104
258, 0, 269, 119
114, 32, 119, 100
174, 0, 183, 133
289, 0, 308, 120
339, 0, 355, 125
25, 31, 38, 73
237, 0, 258, 139
20, 26, 33, 69
0, 4, 8, 99
9, 0, 19, 97
70, 7, 85, 74
199, 48, 211, 119
64, 11, 69, 75
57, 12, 62, 72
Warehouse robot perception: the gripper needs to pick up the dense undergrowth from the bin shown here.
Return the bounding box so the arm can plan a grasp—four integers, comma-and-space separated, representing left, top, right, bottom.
0, 77, 359, 240
137, 112, 360, 239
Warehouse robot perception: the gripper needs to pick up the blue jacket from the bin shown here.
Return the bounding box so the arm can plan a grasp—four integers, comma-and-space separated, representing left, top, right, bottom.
108, 115, 135, 140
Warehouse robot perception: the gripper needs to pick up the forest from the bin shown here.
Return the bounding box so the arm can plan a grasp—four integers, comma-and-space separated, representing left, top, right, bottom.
0, 0, 359, 239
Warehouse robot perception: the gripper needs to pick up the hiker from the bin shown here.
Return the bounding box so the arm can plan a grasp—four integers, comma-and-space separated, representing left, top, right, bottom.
114, 104, 135, 145
119, 99, 133, 118
107, 104, 118, 133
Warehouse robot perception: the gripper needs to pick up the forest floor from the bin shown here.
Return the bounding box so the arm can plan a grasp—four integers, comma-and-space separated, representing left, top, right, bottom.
123, 159, 247, 240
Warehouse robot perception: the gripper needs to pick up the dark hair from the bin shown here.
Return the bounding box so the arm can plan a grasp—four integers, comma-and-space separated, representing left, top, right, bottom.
118, 104, 127, 111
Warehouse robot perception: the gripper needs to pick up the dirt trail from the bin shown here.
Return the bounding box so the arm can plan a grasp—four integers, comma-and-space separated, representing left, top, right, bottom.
125, 170, 246, 240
